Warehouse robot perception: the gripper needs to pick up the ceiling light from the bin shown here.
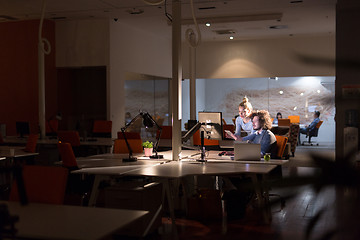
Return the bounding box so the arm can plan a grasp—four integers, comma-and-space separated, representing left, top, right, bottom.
279, 90, 284, 95
269, 25, 288, 29
229, 36, 234, 40
182, 13, 282, 25
126, 8, 144, 15
300, 92, 304, 96
205, 22, 211, 27
317, 90, 321, 93
293, 106, 297, 110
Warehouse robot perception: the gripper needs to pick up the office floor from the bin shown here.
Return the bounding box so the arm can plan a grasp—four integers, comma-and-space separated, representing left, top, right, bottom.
120, 143, 360, 240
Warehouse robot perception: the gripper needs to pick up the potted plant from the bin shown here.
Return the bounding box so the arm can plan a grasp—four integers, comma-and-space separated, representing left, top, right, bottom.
142, 141, 153, 157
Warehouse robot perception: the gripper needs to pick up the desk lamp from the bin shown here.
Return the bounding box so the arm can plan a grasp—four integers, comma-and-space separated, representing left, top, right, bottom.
121, 111, 163, 162
181, 121, 206, 162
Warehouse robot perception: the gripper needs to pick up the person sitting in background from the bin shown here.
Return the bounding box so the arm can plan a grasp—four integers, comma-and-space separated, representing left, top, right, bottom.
233, 97, 254, 139
272, 112, 282, 125
298, 111, 321, 142
239, 110, 278, 158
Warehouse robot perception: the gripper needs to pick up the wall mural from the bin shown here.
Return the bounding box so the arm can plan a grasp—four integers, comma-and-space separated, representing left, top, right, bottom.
221, 85, 334, 124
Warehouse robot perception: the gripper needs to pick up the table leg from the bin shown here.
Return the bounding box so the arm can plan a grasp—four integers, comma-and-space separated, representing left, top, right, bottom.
88, 175, 108, 207
250, 174, 271, 224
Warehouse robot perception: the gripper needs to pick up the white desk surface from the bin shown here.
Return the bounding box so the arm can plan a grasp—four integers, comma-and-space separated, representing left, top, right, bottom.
3, 136, 114, 146
1, 201, 148, 240
73, 150, 279, 176
0, 146, 39, 158
124, 161, 277, 178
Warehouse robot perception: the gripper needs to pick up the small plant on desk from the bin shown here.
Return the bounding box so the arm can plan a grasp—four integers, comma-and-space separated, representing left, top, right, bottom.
142, 141, 153, 157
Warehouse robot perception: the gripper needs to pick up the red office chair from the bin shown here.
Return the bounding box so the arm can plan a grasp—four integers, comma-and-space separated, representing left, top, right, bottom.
57, 130, 81, 147
92, 120, 112, 138
24, 134, 39, 153
57, 142, 79, 170
9, 165, 68, 205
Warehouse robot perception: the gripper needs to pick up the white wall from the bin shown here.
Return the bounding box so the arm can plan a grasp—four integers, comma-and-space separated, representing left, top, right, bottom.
56, 19, 109, 67
109, 21, 172, 136
183, 35, 335, 79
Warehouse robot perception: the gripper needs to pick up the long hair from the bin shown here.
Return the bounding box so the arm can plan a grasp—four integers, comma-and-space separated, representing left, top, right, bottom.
239, 96, 253, 111
251, 110, 272, 130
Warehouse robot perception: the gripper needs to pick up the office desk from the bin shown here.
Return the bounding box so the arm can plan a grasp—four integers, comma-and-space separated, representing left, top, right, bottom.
0, 146, 39, 158
74, 150, 277, 225
3, 136, 114, 154
1, 201, 148, 240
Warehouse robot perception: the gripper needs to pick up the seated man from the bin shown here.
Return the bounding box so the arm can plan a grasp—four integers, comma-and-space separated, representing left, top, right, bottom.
298, 111, 320, 142
241, 110, 278, 158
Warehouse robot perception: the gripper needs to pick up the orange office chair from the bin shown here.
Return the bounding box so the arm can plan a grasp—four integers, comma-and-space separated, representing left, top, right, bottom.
9, 165, 68, 205
57, 130, 81, 147
302, 121, 323, 146
57, 142, 79, 170
275, 135, 288, 159
24, 134, 39, 153
92, 120, 112, 138
287, 115, 300, 124
113, 139, 143, 154
277, 119, 291, 127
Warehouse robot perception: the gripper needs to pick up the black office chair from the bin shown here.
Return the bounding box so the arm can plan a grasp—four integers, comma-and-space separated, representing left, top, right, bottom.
302, 121, 323, 146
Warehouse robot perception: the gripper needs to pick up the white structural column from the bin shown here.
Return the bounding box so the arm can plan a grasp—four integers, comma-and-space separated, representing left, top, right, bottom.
38, 0, 48, 139
189, 46, 196, 121
171, 0, 182, 161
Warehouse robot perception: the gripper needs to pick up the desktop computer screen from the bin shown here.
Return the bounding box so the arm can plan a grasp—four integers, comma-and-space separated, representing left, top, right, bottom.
198, 112, 223, 140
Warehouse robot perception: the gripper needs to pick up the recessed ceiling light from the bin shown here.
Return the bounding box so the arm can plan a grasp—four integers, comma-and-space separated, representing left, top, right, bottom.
126, 8, 144, 15
269, 25, 288, 30
205, 22, 211, 27
293, 106, 297, 110
229, 36, 234, 40
317, 90, 321, 93
279, 90, 284, 95
300, 92, 304, 96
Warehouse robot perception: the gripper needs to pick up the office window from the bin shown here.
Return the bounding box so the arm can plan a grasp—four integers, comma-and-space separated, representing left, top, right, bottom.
182, 76, 335, 143
125, 74, 170, 139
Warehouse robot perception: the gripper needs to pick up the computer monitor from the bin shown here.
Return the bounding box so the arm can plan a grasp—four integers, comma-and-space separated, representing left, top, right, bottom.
198, 112, 223, 140
16, 121, 30, 138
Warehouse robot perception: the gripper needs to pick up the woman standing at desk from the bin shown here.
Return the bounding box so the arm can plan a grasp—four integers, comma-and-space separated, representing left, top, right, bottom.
233, 97, 254, 139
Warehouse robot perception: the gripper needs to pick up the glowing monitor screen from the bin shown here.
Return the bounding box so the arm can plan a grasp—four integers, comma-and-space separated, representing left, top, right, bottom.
198, 112, 223, 140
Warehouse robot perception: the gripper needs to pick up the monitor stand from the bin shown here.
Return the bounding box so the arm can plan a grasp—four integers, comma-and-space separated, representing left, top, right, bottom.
198, 131, 207, 162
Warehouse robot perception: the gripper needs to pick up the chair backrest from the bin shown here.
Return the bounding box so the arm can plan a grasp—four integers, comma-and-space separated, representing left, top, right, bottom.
46, 119, 59, 135
92, 120, 112, 138
57, 130, 81, 146
275, 135, 288, 159
57, 142, 79, 170
9, 165, 68, 205
193, 129, 219, 146
24, 134, 39, 153
310, 120, 323, 137
157, 126, 172, 139
113, 139, 143, 154
287, 115, 300, 124
278, 119, 291, 127
117, 131, 141, 139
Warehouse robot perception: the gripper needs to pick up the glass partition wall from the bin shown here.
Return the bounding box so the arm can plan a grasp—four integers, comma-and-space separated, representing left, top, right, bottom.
182, 76, 335, 144
124, 73, 170, 140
